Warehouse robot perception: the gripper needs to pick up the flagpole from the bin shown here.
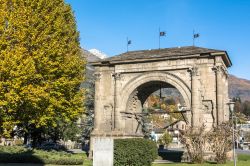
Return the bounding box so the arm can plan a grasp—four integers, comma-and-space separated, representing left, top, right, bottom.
193, 30, 200, 47
159, 27, 161, 49
193, 29, 195, 46
127, 37, 128, 52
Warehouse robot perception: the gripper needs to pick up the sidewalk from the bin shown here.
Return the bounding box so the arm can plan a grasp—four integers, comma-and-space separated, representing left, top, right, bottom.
153, 160, 174, 164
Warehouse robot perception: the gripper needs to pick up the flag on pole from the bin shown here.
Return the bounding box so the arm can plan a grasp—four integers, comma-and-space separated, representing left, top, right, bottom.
126, 37, 131, 52
160, 31, 166, 36
193, 33, 200, 38
193, 31, 200, 46
159, 30, 166, 49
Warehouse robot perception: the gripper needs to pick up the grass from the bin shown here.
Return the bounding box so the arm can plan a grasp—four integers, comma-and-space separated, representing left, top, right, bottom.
0, 147, 250, 166
238, 154, 250, 161
153, 154, 250, 166
81, 154, 250, 166
153, 161, 250, 166
81, 159, 250, 166
83, 159, 92, 166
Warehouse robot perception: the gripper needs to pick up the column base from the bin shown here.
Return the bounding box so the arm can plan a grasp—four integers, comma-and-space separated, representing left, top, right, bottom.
91, 129, 144, 138
89, 130, 144, 159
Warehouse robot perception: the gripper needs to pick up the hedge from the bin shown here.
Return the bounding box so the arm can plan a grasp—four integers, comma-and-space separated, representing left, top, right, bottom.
0, 146, 84, 165
114, 138, 158, 166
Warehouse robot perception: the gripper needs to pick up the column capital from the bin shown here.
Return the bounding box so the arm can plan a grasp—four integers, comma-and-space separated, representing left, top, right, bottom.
212, 65, 228, 77
188, 67, 199, 76
94, 72, 101, 81
112, 72, 121, 80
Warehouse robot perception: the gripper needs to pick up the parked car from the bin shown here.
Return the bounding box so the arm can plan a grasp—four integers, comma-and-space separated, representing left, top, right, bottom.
24, 144, 32, 149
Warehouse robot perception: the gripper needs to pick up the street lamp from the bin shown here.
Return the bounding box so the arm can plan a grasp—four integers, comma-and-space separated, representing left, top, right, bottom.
174, 130, 180, 148
228, 100, 236, 166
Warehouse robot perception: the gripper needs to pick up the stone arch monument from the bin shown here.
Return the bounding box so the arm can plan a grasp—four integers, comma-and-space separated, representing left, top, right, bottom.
91, 46, 232, 139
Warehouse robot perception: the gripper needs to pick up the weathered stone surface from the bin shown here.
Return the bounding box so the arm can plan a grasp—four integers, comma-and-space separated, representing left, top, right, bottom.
93, 137, 113, 166
90, 45, 231, 142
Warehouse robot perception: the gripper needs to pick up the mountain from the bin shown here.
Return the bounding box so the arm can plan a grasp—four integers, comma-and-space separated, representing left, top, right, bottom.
88, 49, 107, 59
81, 49, 99, 90
229, 75, 250, 102
81, 49, 107, 80
82, 49, 101, 63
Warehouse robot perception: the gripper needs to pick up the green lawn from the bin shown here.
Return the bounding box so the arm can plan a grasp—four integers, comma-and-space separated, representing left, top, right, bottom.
153, 161, 250, 166
81, 160, 250, 166
81, 154, 250, 166
1, 161, 249, 166
153, 154, 250, 166
0, 152, 249, 166
83, 159, 92, 166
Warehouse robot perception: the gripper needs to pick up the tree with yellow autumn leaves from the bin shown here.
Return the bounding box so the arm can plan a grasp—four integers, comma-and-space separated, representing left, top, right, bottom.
0, 0, 85, 144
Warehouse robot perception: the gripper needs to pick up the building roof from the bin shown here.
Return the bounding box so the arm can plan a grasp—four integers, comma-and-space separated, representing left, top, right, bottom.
91, 46, 232, 67
164, 120, 186, 129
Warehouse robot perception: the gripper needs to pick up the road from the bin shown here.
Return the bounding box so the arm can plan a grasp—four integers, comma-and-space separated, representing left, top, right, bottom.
236, 149, 250, 155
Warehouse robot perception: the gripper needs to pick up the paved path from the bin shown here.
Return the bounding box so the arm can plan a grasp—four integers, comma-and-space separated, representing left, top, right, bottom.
153, 160, 174, 164
236, 149, 250, 155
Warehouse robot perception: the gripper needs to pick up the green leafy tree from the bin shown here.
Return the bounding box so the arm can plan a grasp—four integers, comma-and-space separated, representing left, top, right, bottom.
235, 112, 247, 124
243, 100, 250, 116
0, 0, 85, 143
57, 121, 82, 142
81, 61, 95, 140
157, 132, 173, 148
233, 97, 243, 113
244, 131, 250, 142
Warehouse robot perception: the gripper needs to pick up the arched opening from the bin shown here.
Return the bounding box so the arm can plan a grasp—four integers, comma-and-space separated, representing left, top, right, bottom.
118, 72, 191, 137
123, 80, 188, 137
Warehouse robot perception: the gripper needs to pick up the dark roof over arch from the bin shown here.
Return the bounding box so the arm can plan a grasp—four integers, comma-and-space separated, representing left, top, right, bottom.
91, 46, 232, 67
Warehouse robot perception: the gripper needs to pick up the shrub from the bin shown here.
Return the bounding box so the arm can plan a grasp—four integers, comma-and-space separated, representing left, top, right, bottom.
0, 146, 84, 165
180, 125, 207, 164
207, 122, 233, 164
114, 138, 157, 166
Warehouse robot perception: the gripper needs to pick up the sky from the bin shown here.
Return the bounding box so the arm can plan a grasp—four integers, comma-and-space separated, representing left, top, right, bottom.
65, 0, 250, 80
